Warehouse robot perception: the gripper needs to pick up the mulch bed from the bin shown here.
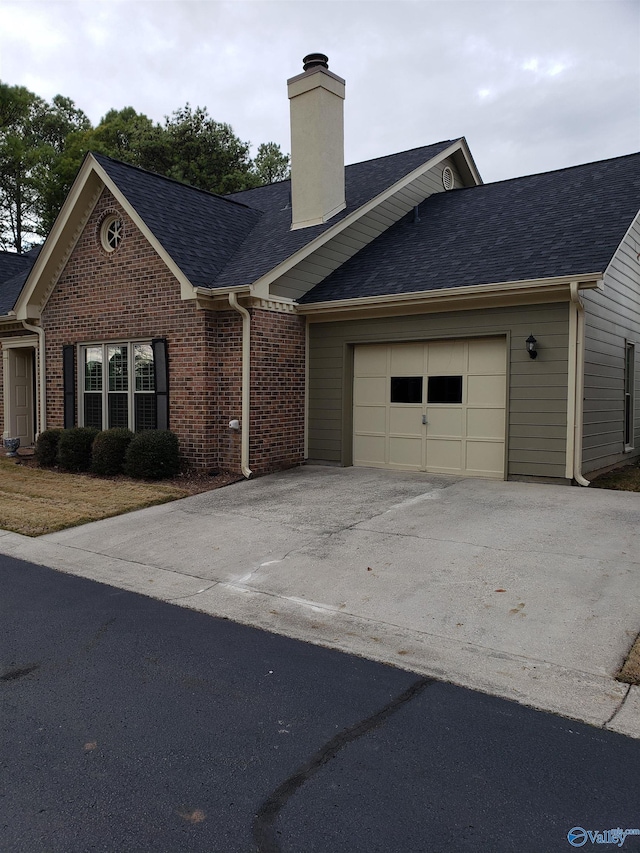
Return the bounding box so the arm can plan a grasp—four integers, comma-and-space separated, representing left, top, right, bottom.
6, 448, 243, 497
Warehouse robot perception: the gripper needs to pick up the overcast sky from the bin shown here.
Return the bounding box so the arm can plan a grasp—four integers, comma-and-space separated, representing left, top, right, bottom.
1, 0, 638, 183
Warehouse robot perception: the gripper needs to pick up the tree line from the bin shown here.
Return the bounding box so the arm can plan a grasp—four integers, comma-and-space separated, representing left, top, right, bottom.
0, 82, 290, 254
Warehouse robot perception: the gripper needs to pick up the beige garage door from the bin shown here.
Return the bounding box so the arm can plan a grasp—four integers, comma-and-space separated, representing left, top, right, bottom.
353, 338, 506, 477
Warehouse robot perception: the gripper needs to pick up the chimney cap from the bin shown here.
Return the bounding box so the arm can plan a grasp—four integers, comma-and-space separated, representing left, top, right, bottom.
303, 53, 329, 72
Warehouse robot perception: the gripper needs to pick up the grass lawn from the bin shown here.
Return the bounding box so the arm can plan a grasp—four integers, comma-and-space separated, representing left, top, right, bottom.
618, 634, 640, 685
0, 457, 191, 536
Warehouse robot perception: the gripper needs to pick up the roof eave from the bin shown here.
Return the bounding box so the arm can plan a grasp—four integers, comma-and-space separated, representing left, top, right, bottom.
297, 273, 604, 319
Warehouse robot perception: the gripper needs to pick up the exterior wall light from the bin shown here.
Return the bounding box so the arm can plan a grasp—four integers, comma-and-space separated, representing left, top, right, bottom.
526, 335, 538, 359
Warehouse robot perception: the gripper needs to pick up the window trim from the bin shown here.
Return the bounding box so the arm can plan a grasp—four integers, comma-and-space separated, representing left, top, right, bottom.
624, 340, 635, 451
78, 340, 156, 432
99, 214, 124, 253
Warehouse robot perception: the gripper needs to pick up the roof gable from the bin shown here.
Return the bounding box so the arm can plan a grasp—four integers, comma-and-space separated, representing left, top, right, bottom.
92, 154, 262, 287
300, 152, 640, 304
213, 140, 467, 291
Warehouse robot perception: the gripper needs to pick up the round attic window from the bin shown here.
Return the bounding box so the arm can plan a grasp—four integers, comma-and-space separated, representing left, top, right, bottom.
100, 214, 124, 252
442, 167, 455, 191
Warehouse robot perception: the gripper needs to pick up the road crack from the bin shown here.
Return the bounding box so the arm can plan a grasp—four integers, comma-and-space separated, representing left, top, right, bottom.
251, 676, 433, 852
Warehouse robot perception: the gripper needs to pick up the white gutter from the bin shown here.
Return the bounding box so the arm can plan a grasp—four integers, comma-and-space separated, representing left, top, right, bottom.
228, 292, 253, 479
569, 282, 589, 486
21, 320, 46, 437
297, 274, 604, 316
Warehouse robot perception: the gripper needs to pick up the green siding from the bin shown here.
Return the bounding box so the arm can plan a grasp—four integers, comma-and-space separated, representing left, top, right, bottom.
582, 212, 640, 474
308, 303, 570, 479
272, 156, 465, 301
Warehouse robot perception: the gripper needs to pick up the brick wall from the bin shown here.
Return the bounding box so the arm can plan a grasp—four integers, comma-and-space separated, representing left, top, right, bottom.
42, 189, 220, 469
37, 188, 308, 476
215, 308, 306, 475
249, 309, 305, 473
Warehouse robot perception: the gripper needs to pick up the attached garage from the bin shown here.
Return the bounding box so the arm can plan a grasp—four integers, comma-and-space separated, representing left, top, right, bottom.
353, 337, 506, 477
304, 303, 574, 483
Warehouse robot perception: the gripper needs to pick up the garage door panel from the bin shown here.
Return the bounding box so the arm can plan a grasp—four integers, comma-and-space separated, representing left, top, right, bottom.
426, 407, 463, 437
468, 338, 506, 373
388, 437, 422, 469
467, 408, 505, 440
354, 345, 387, 374
353, 434, 386, 466
389, 407, 422, 436
354, 377, 387, 406
466, 440, 505, 477
426, 439, 463, 471
427, 340, 466, 374
467, 374, 505, 407
354, 406, 386, 434
390, 344, 424, 374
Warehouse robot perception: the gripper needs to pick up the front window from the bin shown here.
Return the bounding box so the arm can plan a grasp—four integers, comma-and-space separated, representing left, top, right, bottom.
81, 342, 155, 432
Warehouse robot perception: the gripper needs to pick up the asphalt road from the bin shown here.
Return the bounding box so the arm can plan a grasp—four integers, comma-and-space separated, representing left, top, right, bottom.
2, 554, 640, 853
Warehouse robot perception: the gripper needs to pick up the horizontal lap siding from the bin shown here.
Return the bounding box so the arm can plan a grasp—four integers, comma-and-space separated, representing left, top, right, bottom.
582, 213, 640, 474
308, 303, 570, 479
273, 158, 463, 300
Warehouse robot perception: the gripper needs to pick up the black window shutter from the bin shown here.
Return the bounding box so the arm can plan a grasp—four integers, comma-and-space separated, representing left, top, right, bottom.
151, 338, 169, 430
63, 345, 76, 428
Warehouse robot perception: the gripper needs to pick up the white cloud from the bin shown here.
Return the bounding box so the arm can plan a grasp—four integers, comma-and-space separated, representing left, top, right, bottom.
0, 0, 638, 182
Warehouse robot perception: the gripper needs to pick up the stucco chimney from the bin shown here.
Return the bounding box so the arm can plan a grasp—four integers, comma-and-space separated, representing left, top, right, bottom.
287, 53, 346, 230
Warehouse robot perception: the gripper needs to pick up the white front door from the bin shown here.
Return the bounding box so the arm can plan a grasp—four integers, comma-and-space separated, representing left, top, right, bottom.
353, 338, 507, 478
7, 348, 35, 445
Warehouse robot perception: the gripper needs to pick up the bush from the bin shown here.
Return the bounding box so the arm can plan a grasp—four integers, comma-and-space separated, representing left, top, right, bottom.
91, 428, 135, 476
124, 430, 181, 481
34, 429, 63, 468
57, 427, 100, 473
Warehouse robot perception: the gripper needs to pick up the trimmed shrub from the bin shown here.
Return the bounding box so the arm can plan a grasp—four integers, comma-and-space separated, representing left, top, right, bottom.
57, 427, 100, 473
124, 430, 181, 481
34, 429, 63, 468
91, 428, 135, 476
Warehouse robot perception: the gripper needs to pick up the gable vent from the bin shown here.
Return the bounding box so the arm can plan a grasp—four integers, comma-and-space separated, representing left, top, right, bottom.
442, 167, 454, 190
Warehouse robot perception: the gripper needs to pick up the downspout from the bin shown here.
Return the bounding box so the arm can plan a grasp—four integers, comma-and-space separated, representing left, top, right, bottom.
21, 320, 46, 437
570, 282, 589, 486
228, 292, 253, 479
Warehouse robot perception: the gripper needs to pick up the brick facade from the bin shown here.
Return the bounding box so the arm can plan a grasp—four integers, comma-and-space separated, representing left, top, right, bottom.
30, 187, 306, 475
249, 309, 305, 472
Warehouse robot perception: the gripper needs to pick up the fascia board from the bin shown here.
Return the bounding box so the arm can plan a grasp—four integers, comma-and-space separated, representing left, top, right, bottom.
297, 274, 604, 317
14, 154, 198, 319
251, 139, 474, 292
192, 284, 252, 309
90, 160, 197, 301
14, 155, 101, 320
455, 137, 483, 185
603, 206, 640, 281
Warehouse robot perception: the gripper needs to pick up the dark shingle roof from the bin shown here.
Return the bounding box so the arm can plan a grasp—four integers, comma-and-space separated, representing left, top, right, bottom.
213, 141, 458, 288
93, 154, 262, 288
299, 152, 640, 304
0, 251, 32, 285
0, 251, 38, 315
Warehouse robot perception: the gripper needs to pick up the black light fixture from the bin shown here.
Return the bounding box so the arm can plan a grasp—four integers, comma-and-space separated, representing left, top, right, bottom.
526, 334, 538, 359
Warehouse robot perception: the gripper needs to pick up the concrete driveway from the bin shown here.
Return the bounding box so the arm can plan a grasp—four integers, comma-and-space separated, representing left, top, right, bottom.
1, 465, 639, 737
